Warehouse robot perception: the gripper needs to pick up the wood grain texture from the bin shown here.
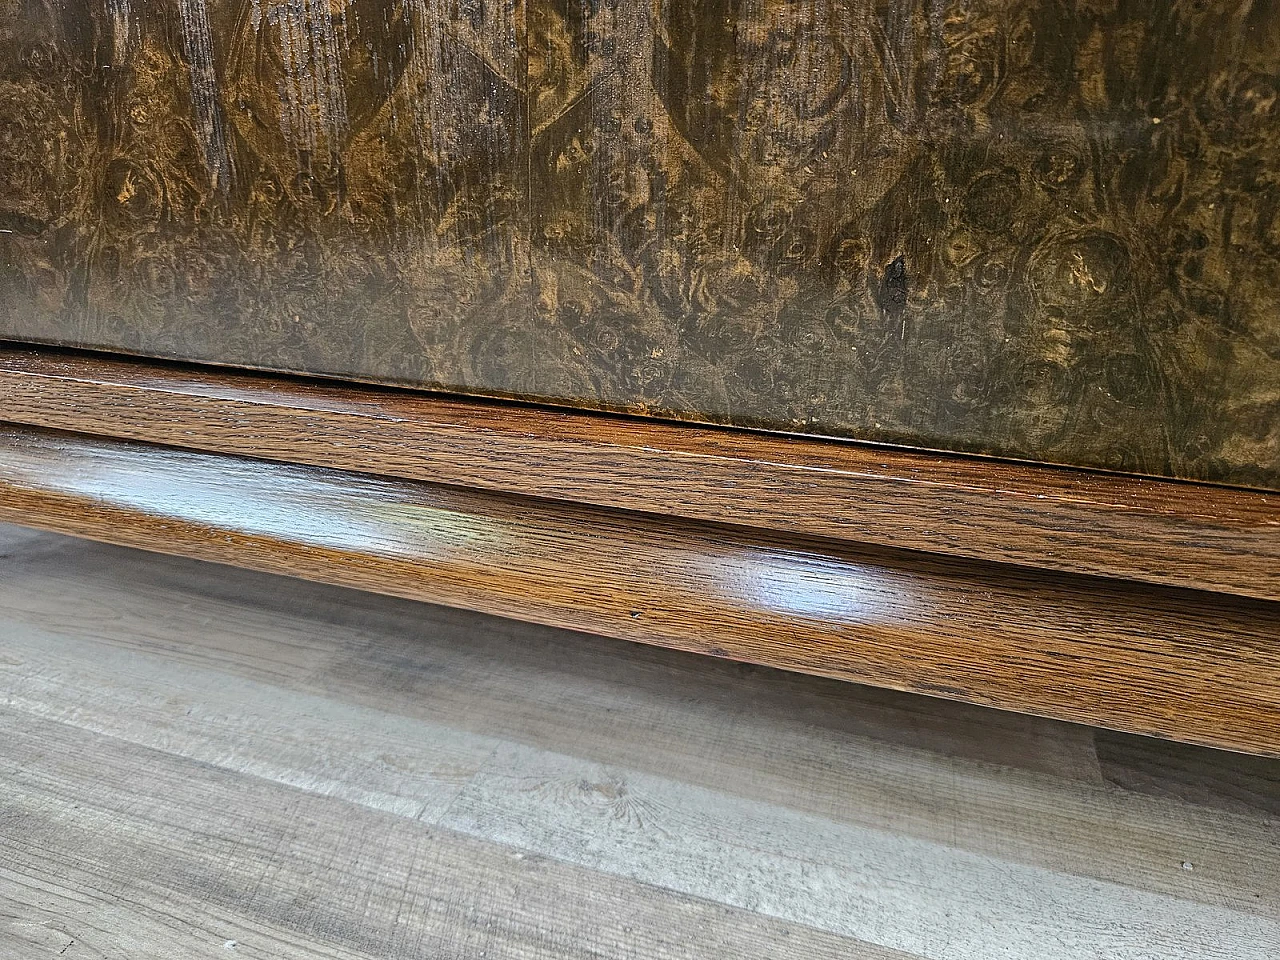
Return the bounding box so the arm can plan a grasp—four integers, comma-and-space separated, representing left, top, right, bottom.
0, 424, 1277, 756
2, 523, 1278, 959
0, 0, 1278, 487
1, 347, 1277, 600
3, 715, 888, 960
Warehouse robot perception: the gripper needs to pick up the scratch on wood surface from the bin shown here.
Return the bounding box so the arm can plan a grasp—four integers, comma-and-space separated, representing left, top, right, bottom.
249, 0, 350, 156
176, 0, 235, 189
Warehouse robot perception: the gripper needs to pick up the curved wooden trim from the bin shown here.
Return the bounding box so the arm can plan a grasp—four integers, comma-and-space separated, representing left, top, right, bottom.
1, 423, 1277, 756
0, 346, 1276, 599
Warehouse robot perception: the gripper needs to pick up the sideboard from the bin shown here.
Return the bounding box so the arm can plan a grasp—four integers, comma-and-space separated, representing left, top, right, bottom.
1, 0, 1276, 755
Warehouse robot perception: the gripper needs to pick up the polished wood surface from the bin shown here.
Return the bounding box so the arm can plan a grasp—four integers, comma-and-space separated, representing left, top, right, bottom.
2, 523, 1277, 959
1, 0, 1277, 486
2, 347, 1276, 600
1, 424, 1277, 756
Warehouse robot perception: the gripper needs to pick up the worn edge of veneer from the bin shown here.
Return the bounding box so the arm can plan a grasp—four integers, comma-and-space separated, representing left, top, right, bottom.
0, 422, 1277, 756
0, 345, 1277, 601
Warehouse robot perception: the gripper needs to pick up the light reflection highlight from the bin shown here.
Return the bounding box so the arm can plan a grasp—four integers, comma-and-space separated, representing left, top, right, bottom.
52, 459, 503, 562
716, 550, 909, 625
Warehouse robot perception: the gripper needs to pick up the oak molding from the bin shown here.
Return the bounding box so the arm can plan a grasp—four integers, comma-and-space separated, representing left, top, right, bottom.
0, 346, 1276, 601
1, 423, 1277, 756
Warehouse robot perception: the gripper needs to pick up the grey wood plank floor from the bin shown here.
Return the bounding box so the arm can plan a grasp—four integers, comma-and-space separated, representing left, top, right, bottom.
0, 523, 1277, 960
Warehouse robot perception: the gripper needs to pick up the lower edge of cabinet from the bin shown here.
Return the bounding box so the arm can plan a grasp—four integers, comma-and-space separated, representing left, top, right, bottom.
1, 422, 1276, 756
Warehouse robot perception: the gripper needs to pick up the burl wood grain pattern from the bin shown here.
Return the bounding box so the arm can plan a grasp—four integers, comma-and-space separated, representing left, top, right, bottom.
1, 0, 1278, 486
1, 423, 1278, 755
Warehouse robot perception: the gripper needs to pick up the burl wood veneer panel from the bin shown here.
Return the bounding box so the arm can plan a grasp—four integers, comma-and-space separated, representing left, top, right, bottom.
1, 0, 1278, 487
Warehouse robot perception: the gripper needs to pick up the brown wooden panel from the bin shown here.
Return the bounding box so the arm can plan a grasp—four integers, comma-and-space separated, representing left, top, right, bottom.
1, 0, 1277, 487
0, 0, 533, 392
1, 347, 1276, 600
0, 423, 1277, 756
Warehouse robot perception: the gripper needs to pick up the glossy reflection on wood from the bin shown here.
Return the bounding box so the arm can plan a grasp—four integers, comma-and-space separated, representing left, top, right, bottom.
1, 347, 1276, 601
0, 424, 1277, 756
0, 0, 1277, 486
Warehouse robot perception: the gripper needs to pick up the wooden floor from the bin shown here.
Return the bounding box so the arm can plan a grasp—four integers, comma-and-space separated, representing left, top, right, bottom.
0, 524, 1277, 959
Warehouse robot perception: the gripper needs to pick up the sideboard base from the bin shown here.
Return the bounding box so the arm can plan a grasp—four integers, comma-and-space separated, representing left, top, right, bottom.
1, 423, 1276, 756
